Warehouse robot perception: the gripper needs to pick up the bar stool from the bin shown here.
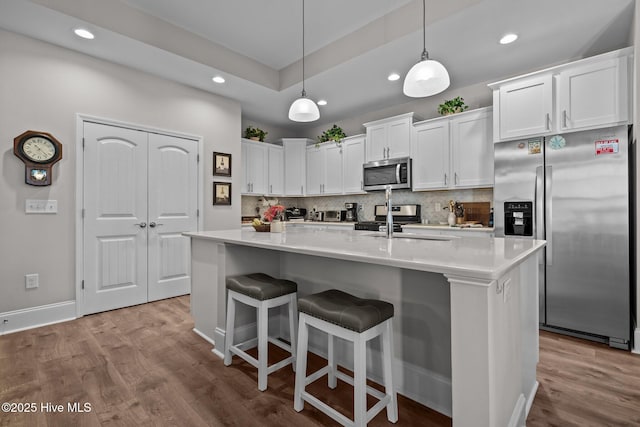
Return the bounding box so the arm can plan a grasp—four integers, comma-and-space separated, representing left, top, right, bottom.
294, 289, 398, 426
224, 273, 298, 391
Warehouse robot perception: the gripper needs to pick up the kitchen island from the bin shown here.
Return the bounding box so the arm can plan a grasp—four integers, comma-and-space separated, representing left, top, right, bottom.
185, 227, 545, 427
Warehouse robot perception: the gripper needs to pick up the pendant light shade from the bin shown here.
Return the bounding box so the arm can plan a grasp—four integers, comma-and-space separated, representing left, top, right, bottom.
288, 91, 320, 122
403, 0, 450, 97
289, 0, 319, 122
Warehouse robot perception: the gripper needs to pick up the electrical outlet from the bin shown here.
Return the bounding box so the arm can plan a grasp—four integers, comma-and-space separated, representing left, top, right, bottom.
435, 202, 441, 211
25, 273, 39, 289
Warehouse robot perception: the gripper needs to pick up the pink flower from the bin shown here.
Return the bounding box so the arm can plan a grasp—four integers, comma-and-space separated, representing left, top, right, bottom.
262, 205, 285, 222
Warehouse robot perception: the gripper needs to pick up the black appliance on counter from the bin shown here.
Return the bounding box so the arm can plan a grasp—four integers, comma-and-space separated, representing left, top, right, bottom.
354, 204, 421, 232
344, 203, 358, 222
285, 207, 307, 221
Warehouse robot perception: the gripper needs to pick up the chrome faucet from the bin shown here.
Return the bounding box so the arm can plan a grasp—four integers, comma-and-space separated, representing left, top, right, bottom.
385, 186, 393, 239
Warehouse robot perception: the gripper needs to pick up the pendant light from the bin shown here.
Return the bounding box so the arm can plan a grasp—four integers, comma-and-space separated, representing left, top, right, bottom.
403, 0, 450, 97
288, 0, 320, 122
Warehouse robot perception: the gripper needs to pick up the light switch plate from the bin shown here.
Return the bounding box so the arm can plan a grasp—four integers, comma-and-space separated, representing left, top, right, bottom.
25, 199, 57, 214
25, 273, 39, 289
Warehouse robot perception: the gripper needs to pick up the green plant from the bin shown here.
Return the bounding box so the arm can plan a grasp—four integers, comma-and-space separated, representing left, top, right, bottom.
438, 96, 469, 115
244, 126, 267, 142
316, 124, 347, 147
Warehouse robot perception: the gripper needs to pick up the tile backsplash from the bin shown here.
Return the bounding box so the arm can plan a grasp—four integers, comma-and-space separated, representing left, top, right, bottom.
242, 188, 493, 224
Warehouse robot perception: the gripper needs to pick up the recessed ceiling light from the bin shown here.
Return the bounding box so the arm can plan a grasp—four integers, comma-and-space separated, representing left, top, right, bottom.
74, 28, 95, 40
212, 76, 225, 84
499, 33, 518, 45
317, 100, 327, 106
388, 73, 400, 81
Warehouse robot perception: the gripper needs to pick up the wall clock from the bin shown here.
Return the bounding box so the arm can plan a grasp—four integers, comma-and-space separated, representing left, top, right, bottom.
13, 130, 63, 186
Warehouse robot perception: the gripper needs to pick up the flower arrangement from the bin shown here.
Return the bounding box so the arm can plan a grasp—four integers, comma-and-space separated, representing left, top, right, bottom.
316, 124, 347, 147
262, 204, 285, 222
438, 96, 469, 115
244, 126, 267, 142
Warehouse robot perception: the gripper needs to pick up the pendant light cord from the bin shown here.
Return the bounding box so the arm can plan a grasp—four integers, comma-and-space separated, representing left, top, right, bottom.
421, 0, 428, 61
301, 0, 306, 96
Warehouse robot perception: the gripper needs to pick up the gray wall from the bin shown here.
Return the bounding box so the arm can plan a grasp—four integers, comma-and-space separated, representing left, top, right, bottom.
0, 29, 241, 313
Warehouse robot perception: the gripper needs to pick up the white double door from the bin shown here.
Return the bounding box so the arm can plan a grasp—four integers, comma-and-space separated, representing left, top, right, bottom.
82, 122, 198, 315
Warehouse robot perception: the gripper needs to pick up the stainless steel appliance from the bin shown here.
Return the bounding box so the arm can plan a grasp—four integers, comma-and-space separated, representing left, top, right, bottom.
344, 203, 358, 222
354, 204, 421, 232
311, 211, 324, 222
362, 157, 411, 191
494, 125, 632, 349
324, 210, 345, 222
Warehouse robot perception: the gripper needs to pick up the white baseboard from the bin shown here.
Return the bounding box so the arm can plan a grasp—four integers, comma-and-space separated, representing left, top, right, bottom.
507, 393, 526, 427
192, 327, 216, 346
633, 328, 640, 354
0, 301, 76, 335
525, 381, 539, 415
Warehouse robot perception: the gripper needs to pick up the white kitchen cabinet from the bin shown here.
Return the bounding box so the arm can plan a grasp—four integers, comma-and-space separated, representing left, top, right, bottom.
306, 142, 343, 195
557, 55, 628, 131
490, 47, 632, 142
342, 134, 366, 194
364, 112, 414, 162
412, 108, 493, 191
450, 109, 493, 188
494, 74, 553, 141
241, 138, 267, 195
267, 145, 284, 196
282, 138, 311, 196
412, 118, 449, 190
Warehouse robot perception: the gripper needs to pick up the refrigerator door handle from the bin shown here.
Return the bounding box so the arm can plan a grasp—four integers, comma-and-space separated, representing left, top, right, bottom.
535, 166, 545, 265
545, 165, 553, 266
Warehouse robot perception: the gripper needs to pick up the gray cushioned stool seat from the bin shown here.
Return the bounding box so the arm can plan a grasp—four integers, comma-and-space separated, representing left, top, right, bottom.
226, 273, 297, 301
298, 289, 394, 333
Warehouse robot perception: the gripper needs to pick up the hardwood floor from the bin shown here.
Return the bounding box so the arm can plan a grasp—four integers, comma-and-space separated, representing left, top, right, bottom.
0, 296, 638, 426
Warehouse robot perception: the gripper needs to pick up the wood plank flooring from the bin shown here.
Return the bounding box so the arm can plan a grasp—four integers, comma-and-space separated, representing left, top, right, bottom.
0, 296, 639, 426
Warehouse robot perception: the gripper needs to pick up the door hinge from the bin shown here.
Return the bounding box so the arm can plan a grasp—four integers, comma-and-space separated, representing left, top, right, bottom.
82, 208, 85, 218
197, 154, 200, 162
197, 209, 200, 217
82, 137, 85, 149
81, 280, 84, 290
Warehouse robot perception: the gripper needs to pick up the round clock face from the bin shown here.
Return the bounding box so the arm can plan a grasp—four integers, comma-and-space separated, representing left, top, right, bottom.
21, 136, 57, 163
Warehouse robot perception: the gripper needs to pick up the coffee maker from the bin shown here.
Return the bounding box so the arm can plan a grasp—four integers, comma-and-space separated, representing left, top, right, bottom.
344, 203, 358, 222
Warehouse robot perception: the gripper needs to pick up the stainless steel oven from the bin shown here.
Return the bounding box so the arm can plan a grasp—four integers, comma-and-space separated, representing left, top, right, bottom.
363, 157, 411, 191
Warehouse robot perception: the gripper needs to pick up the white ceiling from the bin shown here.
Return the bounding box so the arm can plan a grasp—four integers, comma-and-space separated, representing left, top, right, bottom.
0, 0, 634, 132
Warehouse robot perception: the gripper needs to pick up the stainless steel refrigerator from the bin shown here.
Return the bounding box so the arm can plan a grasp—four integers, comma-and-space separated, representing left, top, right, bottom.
494, 125, 631, 349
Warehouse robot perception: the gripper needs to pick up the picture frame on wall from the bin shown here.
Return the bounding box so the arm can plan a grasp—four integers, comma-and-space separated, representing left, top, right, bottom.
213, 152, 231, 177
213, 182, 231, 205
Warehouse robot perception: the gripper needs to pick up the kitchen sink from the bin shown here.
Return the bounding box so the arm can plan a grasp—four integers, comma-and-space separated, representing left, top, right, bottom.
365, 232, 457, 241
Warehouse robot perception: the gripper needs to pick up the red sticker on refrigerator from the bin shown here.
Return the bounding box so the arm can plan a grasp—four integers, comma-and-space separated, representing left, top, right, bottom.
595, 138, 619, 155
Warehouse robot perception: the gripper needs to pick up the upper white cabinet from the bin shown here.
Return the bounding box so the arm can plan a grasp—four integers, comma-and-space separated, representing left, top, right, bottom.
364, 112, 414, 162
450, 109, 493, 188
241, 139, 268, 195
342, 134, 366, 194
494, 74, 553, 141
267, 145, 283, 196
557, 55, 628, 131
306, 142, 343, 196
490, 47, 632, 142
412, 108, 493, 191
282, 138, 311, 196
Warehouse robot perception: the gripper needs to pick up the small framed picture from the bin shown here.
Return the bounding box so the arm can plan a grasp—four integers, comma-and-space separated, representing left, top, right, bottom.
213, 182, 231, 205
213, 152, 231, 177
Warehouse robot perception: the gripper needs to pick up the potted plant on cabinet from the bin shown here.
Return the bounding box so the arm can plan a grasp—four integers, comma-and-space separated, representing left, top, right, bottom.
244, 126, 267, 142
316, 124, 347, 147
438, 96, 469, 115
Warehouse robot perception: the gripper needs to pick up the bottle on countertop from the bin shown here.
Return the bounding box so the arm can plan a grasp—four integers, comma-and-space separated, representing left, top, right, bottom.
488, 207, 494, 227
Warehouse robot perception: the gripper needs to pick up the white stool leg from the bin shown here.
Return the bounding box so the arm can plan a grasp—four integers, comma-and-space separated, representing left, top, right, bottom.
294, 313, 309, 412
223, 292, 236, 366
288, 294, 298, 372
382, 319, 398, 423
353, 333, 367, 427
328, 333, 337, 389
257, 301, 269, 391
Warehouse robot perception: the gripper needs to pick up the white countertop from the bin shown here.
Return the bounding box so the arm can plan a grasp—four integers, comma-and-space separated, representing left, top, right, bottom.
185, 228, 544, 280
402, 224, 494, 232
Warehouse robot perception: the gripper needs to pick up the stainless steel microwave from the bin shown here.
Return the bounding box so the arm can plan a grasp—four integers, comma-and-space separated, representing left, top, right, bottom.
362, 157, 411, 191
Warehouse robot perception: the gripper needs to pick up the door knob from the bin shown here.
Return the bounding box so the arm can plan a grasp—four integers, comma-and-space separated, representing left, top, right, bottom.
134, 222, 147, 228
149, 222, 164, 228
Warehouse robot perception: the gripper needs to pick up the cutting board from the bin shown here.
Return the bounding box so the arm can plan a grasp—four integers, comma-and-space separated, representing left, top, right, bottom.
462, 202, 491, 226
